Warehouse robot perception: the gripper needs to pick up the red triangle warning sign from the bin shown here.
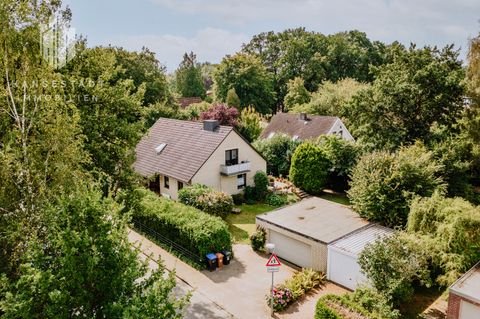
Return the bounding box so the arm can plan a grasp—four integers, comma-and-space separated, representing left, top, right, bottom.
266, 253, 282, 267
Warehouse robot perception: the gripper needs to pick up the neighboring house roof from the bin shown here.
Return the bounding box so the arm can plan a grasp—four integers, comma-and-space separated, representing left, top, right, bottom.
329, 224, 393, 256
450, 261, 480, 304
134, 118, 232, 183
256, 197, 370, 244
260, 113, 339, 140
177, 97, 203, 108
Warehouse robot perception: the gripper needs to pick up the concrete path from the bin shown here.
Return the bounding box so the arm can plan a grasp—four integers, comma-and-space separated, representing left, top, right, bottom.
128, 229, 296, 319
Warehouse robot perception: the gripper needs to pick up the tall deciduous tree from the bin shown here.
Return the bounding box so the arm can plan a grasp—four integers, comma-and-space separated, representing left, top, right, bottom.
200, 103, 239, 126
63, 46, 145, 194
283, 77, 310, 111
214, 53, 275, 114
0, 0, 87, 274
253, 134, 301, 177
347, 45, 465, 151
0, 186, 190, 318
175, 51, 206, 99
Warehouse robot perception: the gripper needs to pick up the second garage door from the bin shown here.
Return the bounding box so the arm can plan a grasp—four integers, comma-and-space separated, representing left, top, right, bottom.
327, 247, 367, 290
269, 231, 312, 268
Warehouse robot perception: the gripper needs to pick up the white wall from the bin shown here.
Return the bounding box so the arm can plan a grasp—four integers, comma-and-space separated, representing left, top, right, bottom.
192, 130, 266, 195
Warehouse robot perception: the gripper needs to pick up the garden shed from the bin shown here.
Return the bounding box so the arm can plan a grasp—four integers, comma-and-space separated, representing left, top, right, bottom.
327, 224, 393, 290
255, 197, 370, 273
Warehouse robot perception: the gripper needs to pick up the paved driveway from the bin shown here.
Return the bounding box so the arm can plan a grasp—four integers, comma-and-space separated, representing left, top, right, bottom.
129, 229, 345, 319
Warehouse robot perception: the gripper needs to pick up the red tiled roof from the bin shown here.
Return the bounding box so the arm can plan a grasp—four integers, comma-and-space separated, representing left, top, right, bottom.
260, 113, 338, 140
134, 118, 232, 182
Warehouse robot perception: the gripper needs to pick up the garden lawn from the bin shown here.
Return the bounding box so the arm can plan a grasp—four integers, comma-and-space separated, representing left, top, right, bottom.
226, 203, 275, 244
318, 192, 350, 206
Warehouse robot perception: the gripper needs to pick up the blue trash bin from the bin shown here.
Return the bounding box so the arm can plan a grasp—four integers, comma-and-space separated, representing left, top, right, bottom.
206, 253, 217, 271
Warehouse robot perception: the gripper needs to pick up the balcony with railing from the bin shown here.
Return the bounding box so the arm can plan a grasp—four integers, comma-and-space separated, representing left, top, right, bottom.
220, 161, 251, 176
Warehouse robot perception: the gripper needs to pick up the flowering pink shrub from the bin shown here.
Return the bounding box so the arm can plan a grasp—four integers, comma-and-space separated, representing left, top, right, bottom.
266, 286, 294, 312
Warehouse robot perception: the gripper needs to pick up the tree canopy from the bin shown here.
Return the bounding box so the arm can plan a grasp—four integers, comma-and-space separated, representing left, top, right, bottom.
175, 51, 206, 99
214, 53, 275, 114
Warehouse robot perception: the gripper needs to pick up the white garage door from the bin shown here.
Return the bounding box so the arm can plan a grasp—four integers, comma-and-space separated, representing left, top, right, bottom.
328, 247, 367, 290
269, 231, 312, 268
460, 300, 480, 319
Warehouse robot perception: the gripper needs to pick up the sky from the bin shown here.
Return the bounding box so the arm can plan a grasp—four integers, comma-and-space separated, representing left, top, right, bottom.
65, 0, 480, 72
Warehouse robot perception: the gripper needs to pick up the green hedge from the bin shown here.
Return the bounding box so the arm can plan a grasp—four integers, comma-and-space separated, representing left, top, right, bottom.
315, 290, 399, 319
315, 299, 341, 319
132, 189, 232, 257
178, 184, 233, 217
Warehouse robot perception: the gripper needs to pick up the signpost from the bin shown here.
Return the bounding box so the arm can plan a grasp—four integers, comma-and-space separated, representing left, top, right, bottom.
266, 253, 281, 316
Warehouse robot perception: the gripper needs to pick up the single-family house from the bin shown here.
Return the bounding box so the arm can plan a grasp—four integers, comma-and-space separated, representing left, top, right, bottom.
447, 262, 480, 319
260, 113, 354, 141
256, 197, 392, 290
134, 118, 267, 200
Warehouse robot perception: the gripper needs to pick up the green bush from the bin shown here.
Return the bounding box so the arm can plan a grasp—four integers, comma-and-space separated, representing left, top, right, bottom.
231, 193, 245, 205
266, 193, 288, 207
131, 188, 232, 258
268, 268, 324, 312
178, 184, 233, 217
408, 192, 480, 286
348, 143, 445, 227
283, 268, 325, 300
253, 134, 301, 176
315, 292, 400, 319
289, 142, 330, 194
253, 171, 269, 200
358, 232, 432, 305
250, 226, 266, 251
244, 186, 257, 204
314, 299, 341, 319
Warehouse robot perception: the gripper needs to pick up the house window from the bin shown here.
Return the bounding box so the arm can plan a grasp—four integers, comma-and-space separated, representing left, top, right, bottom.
237, 174, 246, 189
178, 181, 183, 190
164, 176, 169, 189
225, 149, 238, 166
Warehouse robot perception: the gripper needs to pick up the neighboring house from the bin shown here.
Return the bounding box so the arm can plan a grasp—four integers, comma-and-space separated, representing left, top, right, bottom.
447, 262, 480, 319
260, 112, 354, 141
256, 197, 392, 290
134, 118, 266, 200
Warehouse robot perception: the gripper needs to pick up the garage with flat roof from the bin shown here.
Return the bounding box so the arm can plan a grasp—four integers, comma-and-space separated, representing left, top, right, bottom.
256, 197, 370, 273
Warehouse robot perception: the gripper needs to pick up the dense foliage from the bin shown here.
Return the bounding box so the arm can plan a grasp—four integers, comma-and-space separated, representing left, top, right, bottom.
226, 87, 241, 108
253, 134, 301, 176
132, 189, 232, 258
214, 53, 275, 114
250, 226, 266, 251
175, 51, 206, 98
64, 45, 146, 194
407, 193, 480, 285
283, 77, 311, 111
316, 135, 361, 191
178, 184, 234, 217
315, 289, 399, 319
1, 187, 189, 318
238, 106, 263, 142
347, 45, 465, 150
358, 232, 432, 305
292, 78, 368, 118
289, 142, 330, 194
267, 268, 324, 312
348, 143, 445, 227
200, 103, 239, 126
243, 29, 386, 109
